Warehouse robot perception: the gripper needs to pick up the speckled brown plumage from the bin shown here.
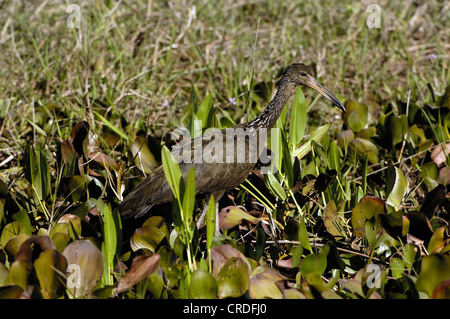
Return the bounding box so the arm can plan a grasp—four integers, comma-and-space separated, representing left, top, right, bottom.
119, 63, 345, 222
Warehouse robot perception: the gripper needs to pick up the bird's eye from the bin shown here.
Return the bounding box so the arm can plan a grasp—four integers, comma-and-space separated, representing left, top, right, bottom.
300, 72, 307, 76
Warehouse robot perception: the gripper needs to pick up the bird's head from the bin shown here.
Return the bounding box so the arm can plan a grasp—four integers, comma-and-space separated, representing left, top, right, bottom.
284, 63, 346, 112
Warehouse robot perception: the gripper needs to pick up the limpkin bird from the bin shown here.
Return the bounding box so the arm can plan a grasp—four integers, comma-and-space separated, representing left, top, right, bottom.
119, 63, 345, 233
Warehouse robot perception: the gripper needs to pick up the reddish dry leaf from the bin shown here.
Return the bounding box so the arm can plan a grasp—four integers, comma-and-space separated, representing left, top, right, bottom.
88, 152, 119, 171
439, 167, 450, 185
114, 254, 160, 295
431, 143, 450, 167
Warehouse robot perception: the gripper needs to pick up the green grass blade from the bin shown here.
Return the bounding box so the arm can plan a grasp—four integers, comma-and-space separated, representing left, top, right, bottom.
289, 87, 307, 147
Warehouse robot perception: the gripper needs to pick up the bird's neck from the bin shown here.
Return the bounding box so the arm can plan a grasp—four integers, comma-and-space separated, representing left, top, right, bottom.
248, 79, 297, 130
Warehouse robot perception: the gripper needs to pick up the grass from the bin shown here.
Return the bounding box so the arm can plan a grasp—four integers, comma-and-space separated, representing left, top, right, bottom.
0, 0, 449, 299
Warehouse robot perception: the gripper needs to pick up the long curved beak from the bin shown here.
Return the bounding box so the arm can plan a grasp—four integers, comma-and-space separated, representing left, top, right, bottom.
306, 77, 346, 113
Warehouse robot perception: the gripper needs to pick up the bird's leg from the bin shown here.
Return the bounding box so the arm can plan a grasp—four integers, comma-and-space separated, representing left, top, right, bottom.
196, 191, 224, 236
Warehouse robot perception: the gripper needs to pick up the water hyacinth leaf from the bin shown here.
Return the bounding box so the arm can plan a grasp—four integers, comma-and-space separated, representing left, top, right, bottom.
289, 87, 307, 147
49, 214, 82, 240
4, 233, 29, 259
0, 285, 24, 299
356, 126, 377, 139
249, 268, 286, 299
378, 211, 404, 240
293, 124, 330, 159
427, 227, 446, 254
13, 209, 32, 236
390, 257, 405, 279
301, 251, 327, 275
68, 175, 89, 202
217, 257, 250, 298
349, 138, 379, 164
384, 115, 408, 146
218, 206, 259, 230
147, 272, 164, 299
88, 152, 119, 172
132, 136, 159, 174
115, 254, 160, 295
5, 260, 32, 291
14, 235, 55, 263
323, 200, 343, 238
404, 211, 433, 243
34, 249, 67, 299
336, 129, 355, 149
1, 222, 27, 251
430, 143, 450, 167
439, 166, 450, 185
63, 240, 104, 298
351, 196, 387, 237
131, 226, 166, 253
342, 100, 368, 132
415, 254, 450, 297
432, 280, 450, 299
188, 269, 218, 299
210, 244, 251, 277
70, 120, 90, 159
386, 165, 408, 209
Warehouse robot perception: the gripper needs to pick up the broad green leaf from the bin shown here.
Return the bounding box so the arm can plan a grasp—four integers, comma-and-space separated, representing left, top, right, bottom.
323, 200, 343, 238
427, 227, 446, 254
249, 268, 286, 299
386, 165, 408, 210
390, 257, 405, 279
132, 136, 159, 174
351, 196, 387, 237
1, 222, 27, 251
349, 137, 379, 164
34, 249, 67, 299
131, 226, 166, 253
4, 233, 29, 260
5, 260, 32, 291
293, 124, 330, 159
416, 254, 450, 297
217, 257, 250, 298
289, 87, 307, 147
301, 252, 327, 275
342, 100, 368, 132
188, 269, 218, 299
384, 115, 408, 146
336, 129, 355, 149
